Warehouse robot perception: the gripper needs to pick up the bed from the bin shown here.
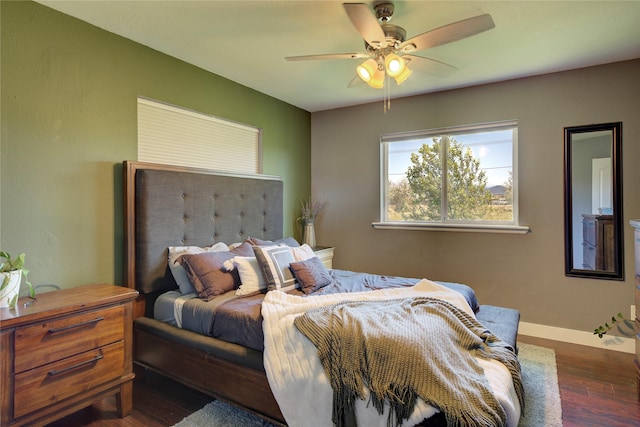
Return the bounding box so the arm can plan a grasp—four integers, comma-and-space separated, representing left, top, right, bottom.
123, 160, 523, 426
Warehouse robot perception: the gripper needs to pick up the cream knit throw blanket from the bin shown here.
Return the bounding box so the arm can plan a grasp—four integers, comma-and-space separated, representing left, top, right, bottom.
294, 297, 524, 427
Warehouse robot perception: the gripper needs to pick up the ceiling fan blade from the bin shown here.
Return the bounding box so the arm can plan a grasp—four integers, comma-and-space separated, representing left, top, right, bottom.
286, 53, 370, 61
343, 3, 386, 48
347, 75, 365, 88
399, 14, 495, 53
403, 55, 457, 77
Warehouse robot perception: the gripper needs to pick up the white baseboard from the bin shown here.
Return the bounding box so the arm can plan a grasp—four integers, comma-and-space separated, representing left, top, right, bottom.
519, 321, 635, 354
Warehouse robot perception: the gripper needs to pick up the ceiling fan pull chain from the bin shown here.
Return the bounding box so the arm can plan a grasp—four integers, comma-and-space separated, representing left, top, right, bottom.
384, 74, 391, 113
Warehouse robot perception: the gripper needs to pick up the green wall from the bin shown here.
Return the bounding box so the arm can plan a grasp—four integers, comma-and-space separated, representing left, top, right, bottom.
1, 1, 311, 290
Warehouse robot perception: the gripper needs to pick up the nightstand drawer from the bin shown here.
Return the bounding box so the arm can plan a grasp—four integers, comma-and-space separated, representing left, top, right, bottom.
14, 305, 125, 373
14, 340, 125, 418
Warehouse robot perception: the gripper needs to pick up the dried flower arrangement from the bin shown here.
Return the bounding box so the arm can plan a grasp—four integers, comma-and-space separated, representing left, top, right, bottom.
299, 198, 327, 222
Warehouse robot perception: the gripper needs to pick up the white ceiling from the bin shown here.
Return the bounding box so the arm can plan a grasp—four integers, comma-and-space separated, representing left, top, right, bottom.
36, 1, 640, 113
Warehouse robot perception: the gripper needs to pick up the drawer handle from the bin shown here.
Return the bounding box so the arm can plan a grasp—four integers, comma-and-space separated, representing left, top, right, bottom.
47, 316, 105, 334
47, 353, 104, 377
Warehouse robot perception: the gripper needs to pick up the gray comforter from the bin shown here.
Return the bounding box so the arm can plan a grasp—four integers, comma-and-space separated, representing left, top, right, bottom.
160, 269, 480, 351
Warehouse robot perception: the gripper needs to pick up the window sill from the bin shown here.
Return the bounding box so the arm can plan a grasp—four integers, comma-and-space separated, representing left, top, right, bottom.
371, 222, 530, 234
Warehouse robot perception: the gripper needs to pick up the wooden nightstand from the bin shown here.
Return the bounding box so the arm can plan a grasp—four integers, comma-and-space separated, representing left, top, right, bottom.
313, 246, 335, 269
0, 283, 138, 426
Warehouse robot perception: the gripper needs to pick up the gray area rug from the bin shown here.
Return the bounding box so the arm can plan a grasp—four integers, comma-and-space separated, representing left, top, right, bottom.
173, 399, 275, 427
517, 342, 563, 427
173, 342, 562, 426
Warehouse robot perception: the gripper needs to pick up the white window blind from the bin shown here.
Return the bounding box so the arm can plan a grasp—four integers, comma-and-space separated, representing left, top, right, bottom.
137, 97, 261, 173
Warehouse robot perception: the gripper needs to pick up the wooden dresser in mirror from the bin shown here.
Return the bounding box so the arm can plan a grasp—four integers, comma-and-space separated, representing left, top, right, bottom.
581, 214, 614, 271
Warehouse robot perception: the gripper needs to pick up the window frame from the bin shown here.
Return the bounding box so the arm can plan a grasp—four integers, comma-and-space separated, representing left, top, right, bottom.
374, 120, 529, 234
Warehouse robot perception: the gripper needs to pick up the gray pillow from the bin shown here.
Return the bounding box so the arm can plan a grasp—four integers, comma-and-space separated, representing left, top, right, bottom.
247, 236, 300, 247
253, 245, 297, 292
289, 256, 332, 294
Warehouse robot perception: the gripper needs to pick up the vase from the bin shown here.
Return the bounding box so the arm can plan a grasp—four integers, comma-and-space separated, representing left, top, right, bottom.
302, 220, 316, 248
0, 270, 22, 308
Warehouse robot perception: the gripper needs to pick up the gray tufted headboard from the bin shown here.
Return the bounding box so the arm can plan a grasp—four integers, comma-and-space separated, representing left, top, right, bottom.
123, 161, 283, 302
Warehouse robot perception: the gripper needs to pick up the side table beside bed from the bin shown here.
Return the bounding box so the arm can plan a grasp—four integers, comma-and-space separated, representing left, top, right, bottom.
0, 283, 138, 427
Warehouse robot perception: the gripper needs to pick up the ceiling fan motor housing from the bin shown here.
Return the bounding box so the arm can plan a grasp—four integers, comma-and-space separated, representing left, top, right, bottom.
364, 24, 406, 52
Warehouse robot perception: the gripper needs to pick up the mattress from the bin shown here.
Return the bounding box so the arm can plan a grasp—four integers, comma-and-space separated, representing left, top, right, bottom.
154, 269, 480, 351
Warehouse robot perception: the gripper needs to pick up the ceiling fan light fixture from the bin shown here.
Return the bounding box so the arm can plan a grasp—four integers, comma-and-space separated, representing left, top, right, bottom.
384, 53, 406, 77
393, 66, 412, 85
356, 59, 378, 83
367, 66, 385, 88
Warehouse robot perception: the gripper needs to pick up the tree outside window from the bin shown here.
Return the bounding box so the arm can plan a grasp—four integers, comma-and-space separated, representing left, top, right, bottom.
383, 122, 517, 225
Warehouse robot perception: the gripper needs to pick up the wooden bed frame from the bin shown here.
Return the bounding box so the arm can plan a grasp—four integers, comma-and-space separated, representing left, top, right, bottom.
123, 161, 287, 423
122, 160, 521, 426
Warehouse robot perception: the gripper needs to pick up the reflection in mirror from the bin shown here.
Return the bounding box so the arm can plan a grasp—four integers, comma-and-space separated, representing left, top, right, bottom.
564, 122, 623, 280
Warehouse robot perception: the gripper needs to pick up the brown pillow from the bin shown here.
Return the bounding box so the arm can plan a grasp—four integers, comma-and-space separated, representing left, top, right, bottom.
179, 242, 255, 300
229, 241, 256, 257
289, 256, 332, 294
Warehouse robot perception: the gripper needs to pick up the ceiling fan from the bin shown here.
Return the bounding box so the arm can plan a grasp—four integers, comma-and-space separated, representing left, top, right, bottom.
286, 2, 495, 89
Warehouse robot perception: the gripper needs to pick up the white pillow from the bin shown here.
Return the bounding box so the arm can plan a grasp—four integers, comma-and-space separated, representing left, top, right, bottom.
291, 243, 316, 262
225, 256, 267, 296
168, 242, 230, 294
227, 242, 244, 250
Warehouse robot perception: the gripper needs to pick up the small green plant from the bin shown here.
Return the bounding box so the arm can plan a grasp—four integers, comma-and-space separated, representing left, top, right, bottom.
593, 312, 626, 338
0, 251, 35, 308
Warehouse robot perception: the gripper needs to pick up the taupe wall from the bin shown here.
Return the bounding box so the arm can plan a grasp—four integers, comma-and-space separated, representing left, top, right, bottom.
311, 59, 640, 333
1, 1, 311, 289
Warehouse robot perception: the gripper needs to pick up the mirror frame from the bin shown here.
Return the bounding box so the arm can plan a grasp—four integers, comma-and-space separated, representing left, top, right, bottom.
564, 122, 623, 280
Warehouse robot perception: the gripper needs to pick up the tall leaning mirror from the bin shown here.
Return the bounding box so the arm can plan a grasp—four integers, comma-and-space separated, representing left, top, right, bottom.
564, 122, 623, 280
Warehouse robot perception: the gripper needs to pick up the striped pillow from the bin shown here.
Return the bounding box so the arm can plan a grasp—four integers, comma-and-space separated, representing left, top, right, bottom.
253, 245, 297, 292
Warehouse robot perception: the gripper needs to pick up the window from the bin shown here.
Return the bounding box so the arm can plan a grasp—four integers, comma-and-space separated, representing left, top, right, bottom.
376, 120, 528, 233
137, 97, 261, 174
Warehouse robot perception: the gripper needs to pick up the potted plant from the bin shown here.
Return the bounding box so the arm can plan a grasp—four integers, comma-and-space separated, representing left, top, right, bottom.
298, 198, 327, 247
0, 251, 34, 309
594, 312, 634, 338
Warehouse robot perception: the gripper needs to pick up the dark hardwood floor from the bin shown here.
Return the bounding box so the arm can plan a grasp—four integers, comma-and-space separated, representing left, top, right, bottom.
46, 335, 639, 427
518, 335, 639, 427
